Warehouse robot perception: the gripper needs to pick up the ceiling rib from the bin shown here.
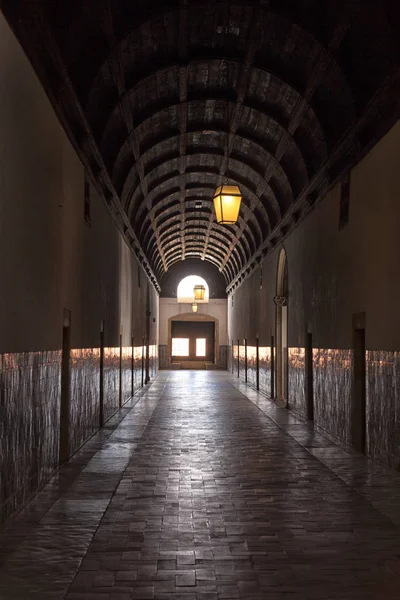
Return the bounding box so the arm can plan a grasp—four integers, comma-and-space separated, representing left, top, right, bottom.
205, 3, 267, 269
178, 0, 189, 264
4, 0, 399, 291
227, 65, 400, 293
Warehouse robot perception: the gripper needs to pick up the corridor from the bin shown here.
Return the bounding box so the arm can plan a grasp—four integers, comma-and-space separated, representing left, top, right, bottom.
1, 372, 400, 600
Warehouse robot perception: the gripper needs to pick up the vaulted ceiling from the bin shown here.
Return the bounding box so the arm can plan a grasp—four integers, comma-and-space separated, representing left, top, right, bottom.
4, 0, 400, 293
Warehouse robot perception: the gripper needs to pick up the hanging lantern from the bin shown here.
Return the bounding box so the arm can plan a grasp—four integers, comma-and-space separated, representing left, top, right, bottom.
191, 302, 198, 313
213, 185, 242, 224
193, 285, 205, 301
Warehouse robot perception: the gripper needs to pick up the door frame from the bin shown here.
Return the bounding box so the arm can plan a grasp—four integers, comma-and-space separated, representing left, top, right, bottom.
168, 313, 219, 366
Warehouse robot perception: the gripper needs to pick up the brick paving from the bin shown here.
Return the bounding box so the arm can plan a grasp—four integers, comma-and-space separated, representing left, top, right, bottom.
2, 372, 400, 599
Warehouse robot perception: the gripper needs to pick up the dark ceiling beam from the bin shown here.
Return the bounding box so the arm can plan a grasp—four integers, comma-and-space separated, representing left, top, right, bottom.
119, 124, 298, 216
126, 122, 299, 201
256, 17, 350, 204
159, 223, 231, 251
166, 253, 223, 274
140, 192, 261, 255
148, 223, 244, 279
138, 189, 258, 267
204, 2, 268, 264
100, 58, 322, 141
178, 0, 189, 261
104, 66, 324, 178
86, 4, 351, 133
159, 227, 241, 273
1, 0, 161, 293
223, 17, 351, 279
100, 0, 168, 274
132, 165, 274, 238
156, 222, 236, 258
145, 211, 246, 276
163, 242, 227, 266
135, 167, 272, 240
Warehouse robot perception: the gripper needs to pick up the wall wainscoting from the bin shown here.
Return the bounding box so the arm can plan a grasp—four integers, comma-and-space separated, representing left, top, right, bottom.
313, 348, 353, 444
0, 351, 61, 525
0, 344, 158, 525
103, 347, 120, 422
288, 348, 306, 417
366, 350, 400, 469
69, 348, 101, 454
234, 344, 400, 470
259, 347, 273, 398
246, 346, 257, 389
234, 345, 273, 398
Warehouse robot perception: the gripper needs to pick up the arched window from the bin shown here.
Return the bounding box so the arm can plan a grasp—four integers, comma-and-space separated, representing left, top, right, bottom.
177, 275, 209, 303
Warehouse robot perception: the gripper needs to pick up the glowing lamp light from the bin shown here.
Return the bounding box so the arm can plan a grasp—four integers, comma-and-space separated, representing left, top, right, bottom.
213, 185, 242, 224
193, 285, 206, 301
191, 302, 198, 313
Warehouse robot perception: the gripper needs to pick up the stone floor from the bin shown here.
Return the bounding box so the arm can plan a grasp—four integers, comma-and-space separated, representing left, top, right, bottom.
1, 372, 400, 599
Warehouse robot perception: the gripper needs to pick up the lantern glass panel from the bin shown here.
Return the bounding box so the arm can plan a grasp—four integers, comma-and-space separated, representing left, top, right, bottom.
213, 185, 241, 224
193, 285, 205, 301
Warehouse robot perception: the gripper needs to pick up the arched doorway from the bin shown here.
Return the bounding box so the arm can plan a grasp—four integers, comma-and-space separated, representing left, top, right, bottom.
274, 249, 288, 406
167, 312, 219, 369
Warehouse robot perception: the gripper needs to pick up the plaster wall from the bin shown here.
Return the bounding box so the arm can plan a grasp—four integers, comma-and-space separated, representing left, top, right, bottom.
229, 120, 400, 468
159, 299, 228, 368
159, 299, 228, 346
230, 120, 400, 351
0, 13, 158, 523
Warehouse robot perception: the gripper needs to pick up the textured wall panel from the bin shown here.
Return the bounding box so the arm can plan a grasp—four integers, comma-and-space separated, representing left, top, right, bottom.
121, 346, 133, 405
235, 346, 272, 397
134, 346, 144, 390
259, 347, 272, 398
238, 345, 246, 382
232, 343, 239, 377
159, 345, 168, 369
103, 347, 120, 421
0, 351, 61, 524
246, 346, 257, 389
313, 348, 353, 443
366, 350, 400, 469
288, 347, 306, 416
69, 348, 100, 454
218, 345, 229, 370
149, 345, 158, 378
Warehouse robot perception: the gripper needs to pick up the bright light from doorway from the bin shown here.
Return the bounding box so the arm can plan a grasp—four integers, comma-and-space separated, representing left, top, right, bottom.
196, 338, 206, 357
172, 338, 189, 357
177, 275, 209, 303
